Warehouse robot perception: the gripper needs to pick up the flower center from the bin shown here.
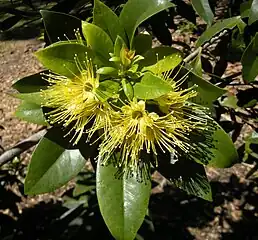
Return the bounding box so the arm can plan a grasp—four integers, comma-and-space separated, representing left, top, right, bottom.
132, 110, 144, 119
84, 82, 93, 92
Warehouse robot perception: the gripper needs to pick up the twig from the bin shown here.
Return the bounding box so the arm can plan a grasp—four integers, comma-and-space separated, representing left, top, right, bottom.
183, 47, 201, 63
0, 129, 47, 167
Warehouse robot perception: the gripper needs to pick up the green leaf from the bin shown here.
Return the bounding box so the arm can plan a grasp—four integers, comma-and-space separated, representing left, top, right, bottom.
134, 72, 172, 99
97, 80, 120, 100
93, 0, 127, 44
122, 78, 134, 100
82, 21, 113, 66
25, 129, 86, 195
141, 46, 183, 73
132, 34, 152, 55
241, 33, 258, 82
96, 158, 151, 240
157, 156, 212, 201
35, 42, 93, 79
191, 0, 214, 26
240, 0, 252, 18
13, 92, 43, 105
220, 94, 238, 109
119, 0, 174, 47
15, 101, 48, 126
114, 35, 126, 57
96, 67, 118, 75
207, 122, 238, 168
40, 10, 82, 43
249, 0, 258, 25
12, 72, 48, 105
196, 16, 241, 47
12, 72, 48, 93
188, 52, 226, 108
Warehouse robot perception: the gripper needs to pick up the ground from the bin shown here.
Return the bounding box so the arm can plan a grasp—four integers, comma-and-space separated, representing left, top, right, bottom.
0, 38, 257, 239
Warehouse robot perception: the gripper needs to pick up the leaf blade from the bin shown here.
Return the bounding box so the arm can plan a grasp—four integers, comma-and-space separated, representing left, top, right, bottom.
119, 0, 174, 47
191, 0, 214, 26
25, 129, 86, 195
96, 159, 151, 240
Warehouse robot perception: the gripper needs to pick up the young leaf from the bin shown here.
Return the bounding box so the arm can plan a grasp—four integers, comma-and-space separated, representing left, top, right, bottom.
93, 0, 127, 44
241, 33, 258, 82
82, 21, 114, 66
15, 101, 48, 126
134, 72, 172, 99
196, 16, 241, 47
40, 10, 82, 43
141, 46, 183, 73
25, 129, 86, 195
249, 0, 258, 25
132, 34, 152, 55
191, 0, 214, 26
119, 0, 174, 47
157, 155, 212, 201
96, 158, 151, 240
35, 42, 93, 79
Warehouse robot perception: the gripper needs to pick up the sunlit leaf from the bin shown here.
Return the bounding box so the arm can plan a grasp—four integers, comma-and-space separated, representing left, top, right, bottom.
35, 41, 93, 78
119, 0, 174, 47
191, 0, 214, 26
25, 128, 86, 195
15, 101, 48, 126
96, 158, 151, 240
93, 0, 127, 43
134, 72, 172, 99
196, 16, 241, 47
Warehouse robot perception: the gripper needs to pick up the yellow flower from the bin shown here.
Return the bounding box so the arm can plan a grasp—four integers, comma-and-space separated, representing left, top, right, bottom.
99, 75, 214, 178
41, 57, 111, 144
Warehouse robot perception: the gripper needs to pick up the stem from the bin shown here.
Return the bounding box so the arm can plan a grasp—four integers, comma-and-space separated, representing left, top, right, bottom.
0, 129, 47, 167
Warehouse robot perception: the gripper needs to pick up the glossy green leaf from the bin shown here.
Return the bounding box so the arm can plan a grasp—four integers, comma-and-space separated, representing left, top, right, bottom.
12, 72, 48, 93
15, 101, 48, 126
122, 78, 134, 100
188, 52, 226, 108
35, 42, 93, 79
207, 122, 238, 168
96, 158, 151, 240
191, 0, 214, 26
241, 33, 258, 82
97, 80, 120, 101
133, 34, 152, 55
119, 0, 174, 47
93, 0, 127, 43
96, 67, 118, 75
25, 129, 86, 195
196, 16, 241, 47
13, 92, 43, 105
141, 46, 183, 73
240, 0, 252, 18
40, 10, 82, 43
249, 0, 258, 25
134, 72, 172, 99
12, 72, 48, 105
157, 156, 212, 201
82, 21, 113, 66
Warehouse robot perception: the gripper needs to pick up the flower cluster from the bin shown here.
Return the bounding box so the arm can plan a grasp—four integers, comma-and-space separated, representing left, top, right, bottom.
41, 53, 214, 180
